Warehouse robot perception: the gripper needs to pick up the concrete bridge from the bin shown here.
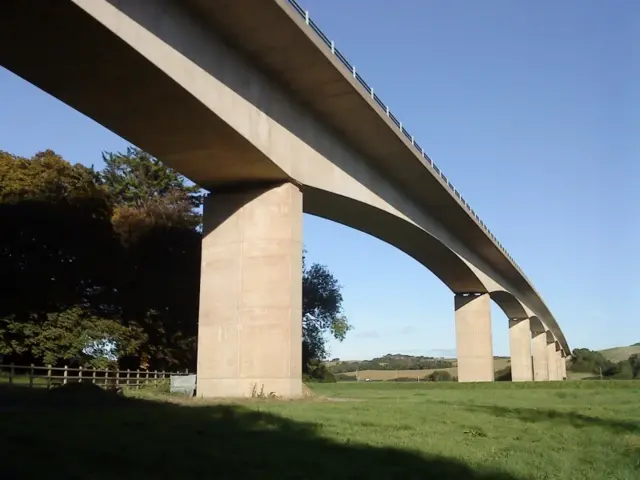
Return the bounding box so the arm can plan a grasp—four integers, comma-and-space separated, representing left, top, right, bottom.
0, 0, 570, 397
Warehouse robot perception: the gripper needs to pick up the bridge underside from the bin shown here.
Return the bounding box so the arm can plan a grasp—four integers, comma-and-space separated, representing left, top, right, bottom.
0, 0, 569, 396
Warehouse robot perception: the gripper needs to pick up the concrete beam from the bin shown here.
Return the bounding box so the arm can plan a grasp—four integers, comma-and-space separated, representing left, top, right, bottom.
455, 293, 494, 382
196, 182, 303, 398
532, 331, 549, 381
509, 318, 533, 381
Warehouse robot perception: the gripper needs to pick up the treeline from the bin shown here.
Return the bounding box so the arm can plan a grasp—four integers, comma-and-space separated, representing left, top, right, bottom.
570, 348, 639, 380
0, 148, 350, 374
328, 353, 455, 374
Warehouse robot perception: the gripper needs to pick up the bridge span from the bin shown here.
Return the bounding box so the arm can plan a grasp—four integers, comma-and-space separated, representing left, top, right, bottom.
0, 0, 569, 396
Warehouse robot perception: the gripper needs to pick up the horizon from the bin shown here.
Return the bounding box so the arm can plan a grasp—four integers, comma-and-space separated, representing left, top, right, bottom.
1, 0, 637, 359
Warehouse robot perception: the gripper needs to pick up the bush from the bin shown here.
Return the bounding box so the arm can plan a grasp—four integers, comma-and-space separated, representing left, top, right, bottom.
334, 373, 357, 382
495, 366, 512, 381
427, 370, 453, 382
304, 360, 337, 383
392, 377, 421, 382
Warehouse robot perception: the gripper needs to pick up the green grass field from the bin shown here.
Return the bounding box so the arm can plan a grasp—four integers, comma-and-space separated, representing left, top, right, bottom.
0, 381, 638, 479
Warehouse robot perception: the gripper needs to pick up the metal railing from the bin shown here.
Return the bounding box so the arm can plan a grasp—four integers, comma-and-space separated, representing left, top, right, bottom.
286, 0, 523, 274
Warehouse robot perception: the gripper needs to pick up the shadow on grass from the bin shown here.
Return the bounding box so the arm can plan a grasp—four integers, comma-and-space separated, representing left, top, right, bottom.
0, 384, 524, 480
463, 404, 640, 434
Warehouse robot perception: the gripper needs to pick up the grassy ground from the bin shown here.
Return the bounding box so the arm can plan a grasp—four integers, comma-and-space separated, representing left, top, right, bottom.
0, 381, 638, 479
340, 358, 510, 380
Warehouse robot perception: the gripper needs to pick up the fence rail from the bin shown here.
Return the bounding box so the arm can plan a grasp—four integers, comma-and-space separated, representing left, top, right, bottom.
285, 0, 523, 274
0, 363, 189, 390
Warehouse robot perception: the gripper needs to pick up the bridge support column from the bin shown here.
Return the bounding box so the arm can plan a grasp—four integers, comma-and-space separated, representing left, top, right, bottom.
455, 293, 494, 382
532, 332, 549, 381
547, 341, 559, 381
196, 182, 303, 398
560, 351, 567, 380
509, 318, 533, 381
555, 349, 564, 380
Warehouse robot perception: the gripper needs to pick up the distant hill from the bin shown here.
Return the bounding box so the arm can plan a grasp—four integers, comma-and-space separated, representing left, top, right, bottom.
327, 353, 510, 376
598, 345, 640, 363
337, 358, 511, 381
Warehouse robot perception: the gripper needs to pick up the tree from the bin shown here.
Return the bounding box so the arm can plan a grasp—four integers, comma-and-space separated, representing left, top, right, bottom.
100, 147, 202, 240
0, 150, 124, 364
99, 147, 203, 371
629, 354, 640, 379
569, 348, 614, 374
1, 147, 352, 373
1, 307, 145, 367
302, 251, 351, 374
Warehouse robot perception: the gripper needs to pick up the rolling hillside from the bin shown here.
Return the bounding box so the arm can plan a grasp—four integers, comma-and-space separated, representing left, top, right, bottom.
340, 358, 511, 381
598, 345, 640, 363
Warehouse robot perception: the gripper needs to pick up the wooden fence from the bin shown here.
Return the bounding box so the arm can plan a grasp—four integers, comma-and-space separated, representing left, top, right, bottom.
0, 363, 189, 390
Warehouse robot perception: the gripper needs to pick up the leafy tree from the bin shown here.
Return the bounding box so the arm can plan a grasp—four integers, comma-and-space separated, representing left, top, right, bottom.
569, 348, 614, 374
100, 147, 202, 234
303, 360, 337, 383
629, 354, 640, 379
1, 147, 351, 374
99, 147, 203, 371
0, 150, 124, 364
0, 307, 144, 367
302, 252, 351, 372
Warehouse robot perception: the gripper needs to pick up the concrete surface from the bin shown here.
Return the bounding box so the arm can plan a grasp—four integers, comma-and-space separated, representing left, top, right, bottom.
455, 294, 494, 382
197, 183, 303, 398
509, 318, 533, 382
0, 0, 570, 394
532, 332, 550, 381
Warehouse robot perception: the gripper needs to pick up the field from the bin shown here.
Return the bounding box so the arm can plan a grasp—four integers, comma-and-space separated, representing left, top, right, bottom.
1, 381, 638, 479
599, 345, 640, 363
340, 357, 510, 380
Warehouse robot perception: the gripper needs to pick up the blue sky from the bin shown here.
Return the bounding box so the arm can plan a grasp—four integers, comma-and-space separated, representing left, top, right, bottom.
1, 0, 637, 360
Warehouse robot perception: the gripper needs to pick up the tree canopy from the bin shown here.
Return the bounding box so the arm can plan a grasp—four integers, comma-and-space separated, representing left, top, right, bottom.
1, 147, 349, 373
569, 348, 640, 380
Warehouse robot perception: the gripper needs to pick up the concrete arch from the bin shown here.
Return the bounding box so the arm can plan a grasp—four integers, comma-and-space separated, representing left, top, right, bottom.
489, 291, 529, 321
528, 316, 547, 335
303, 186, 486, 293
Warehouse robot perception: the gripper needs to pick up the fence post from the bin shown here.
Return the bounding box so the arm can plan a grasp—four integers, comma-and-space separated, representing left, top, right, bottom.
136, 370, 140, 390
115, 368, 120, 388
47, 364, 52, 389
29, 364, 34, 388
92, 368, 96, 385
78, 365, 83, 384
145, 371, 149, 386
63, 365, 68, 385
9, 363, 14, 386
126, 369, 130, 387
